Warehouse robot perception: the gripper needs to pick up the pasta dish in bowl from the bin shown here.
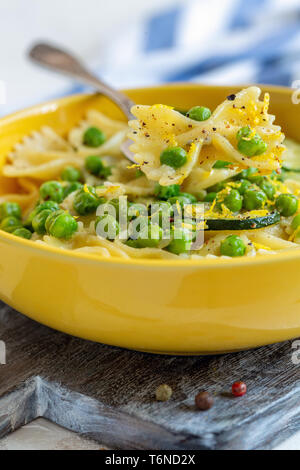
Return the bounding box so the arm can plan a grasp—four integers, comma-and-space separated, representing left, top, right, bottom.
1, 86, 300, 260
0, 84, 300, 354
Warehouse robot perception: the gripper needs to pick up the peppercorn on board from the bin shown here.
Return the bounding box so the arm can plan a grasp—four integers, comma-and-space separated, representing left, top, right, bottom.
0, 86, 300, 259
1, 302, 300, 450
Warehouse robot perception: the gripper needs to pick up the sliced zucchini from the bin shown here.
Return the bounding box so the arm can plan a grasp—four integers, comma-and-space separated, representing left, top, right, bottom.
204, 210, 280, 231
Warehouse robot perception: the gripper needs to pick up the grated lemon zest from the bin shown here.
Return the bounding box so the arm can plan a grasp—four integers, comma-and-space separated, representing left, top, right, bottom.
253, 242, 272, 251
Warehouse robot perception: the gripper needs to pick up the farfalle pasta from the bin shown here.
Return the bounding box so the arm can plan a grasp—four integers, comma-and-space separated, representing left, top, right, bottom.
0, 87, 299, 260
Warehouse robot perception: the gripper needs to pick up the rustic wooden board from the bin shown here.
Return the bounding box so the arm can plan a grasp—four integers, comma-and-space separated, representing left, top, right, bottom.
0, 301, 300, 450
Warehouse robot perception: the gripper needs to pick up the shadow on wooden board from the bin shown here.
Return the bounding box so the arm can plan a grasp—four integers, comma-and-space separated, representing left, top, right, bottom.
0, 302, 300, 450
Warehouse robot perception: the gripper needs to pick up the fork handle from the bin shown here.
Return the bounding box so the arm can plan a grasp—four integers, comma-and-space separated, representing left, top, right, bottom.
29, 42, 135, 120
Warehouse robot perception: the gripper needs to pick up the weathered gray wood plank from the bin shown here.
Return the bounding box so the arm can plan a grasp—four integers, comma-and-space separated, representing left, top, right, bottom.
0, 301, 300, 449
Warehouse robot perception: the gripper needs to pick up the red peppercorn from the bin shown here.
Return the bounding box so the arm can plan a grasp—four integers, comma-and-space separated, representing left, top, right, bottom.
232, 381, 247, 397
195, 391, 214, 410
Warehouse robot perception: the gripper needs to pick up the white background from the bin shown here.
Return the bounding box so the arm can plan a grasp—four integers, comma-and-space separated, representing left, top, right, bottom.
0, 0, 182, 112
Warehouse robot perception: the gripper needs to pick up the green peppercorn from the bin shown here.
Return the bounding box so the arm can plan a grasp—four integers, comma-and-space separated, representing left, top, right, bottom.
220, 235, 246, 257
187, 106, 211, 121
160, 147, 187, 169
40, 181, 64, 203
12, 227, 32, 240
0, 202, 21, 221
275, 194, 298, 217
83, 127, 106, 147
61, 166, 82, 182
243, 188, 267, 210
0, 216, 22, 233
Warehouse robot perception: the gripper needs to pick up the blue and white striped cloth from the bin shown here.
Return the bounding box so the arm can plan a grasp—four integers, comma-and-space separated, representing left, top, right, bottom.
2, 0, 300, 118
97, 0, 300, 90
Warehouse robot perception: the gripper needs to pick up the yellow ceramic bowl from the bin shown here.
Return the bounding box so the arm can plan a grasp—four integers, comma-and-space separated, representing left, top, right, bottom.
0, 84, 300, 355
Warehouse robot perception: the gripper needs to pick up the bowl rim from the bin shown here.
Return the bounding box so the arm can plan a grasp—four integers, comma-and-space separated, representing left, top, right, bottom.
1, 83, 299, 269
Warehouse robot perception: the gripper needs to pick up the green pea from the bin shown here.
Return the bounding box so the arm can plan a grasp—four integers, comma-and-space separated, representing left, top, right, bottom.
45, 209, 64, 233
154, 183, 180, 200
32, 209, 53, 235
187, 106, 211, 121
160, 147, 187, 169
259, 179, 276, 200
212, 160, 232, 169
104, 198, 127, 220
237, 167, 260, 180
194, 189, 207, 201
128, 224, 164, 248
204, 192, 217, 203
236, 179, 252, 195
166, 227, 193, 255
243, 188, 267, 210
135, 169, 144, 178
275, 194, 298, 217
0, 202, 21, 221
291, 214, 300, 231
73, 187, 102, 215
47, 211, 78, 239
85, 155, 111, 178
63, 182, 83, 199
0, 216, 22, 233
174, 108, 188, 116
12, 227, 32, 240
237, 126, 267, 157
40, 181, 63, 203
95, 214, 120, 240
125, 239, 139, 248
248, 175, 264, 186
270, 170, 284, 182
150, 201, 173, 226
220, 235, 246, 257
207, 181, 226, 193
168, 193, 197, 207
224, 189, 243, 212
137, 224, 163, 248
83, 127, 106, 147
61, 166, 82, 182
138, 224, 163, 248
25, 201, 60, 228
